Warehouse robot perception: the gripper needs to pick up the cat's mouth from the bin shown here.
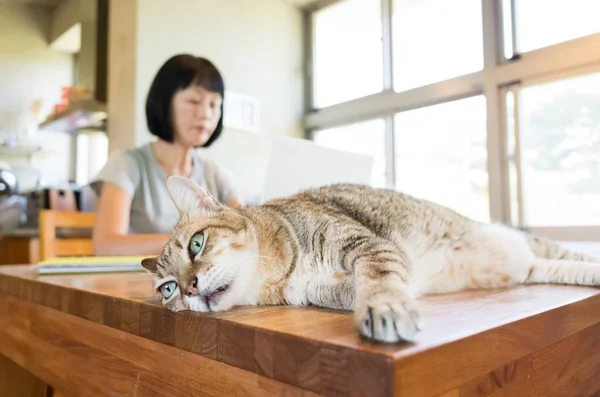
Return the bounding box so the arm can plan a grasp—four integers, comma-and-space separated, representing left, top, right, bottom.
212, 283, 231, 297
202, 283, 232, 311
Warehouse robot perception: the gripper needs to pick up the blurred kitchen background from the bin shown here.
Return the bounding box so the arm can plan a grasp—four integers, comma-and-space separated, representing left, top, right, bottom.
3, 0, 600, 264
0, 0, 308, 237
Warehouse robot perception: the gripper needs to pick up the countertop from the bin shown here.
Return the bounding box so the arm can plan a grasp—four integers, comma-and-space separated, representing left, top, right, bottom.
1, 265, 600, 396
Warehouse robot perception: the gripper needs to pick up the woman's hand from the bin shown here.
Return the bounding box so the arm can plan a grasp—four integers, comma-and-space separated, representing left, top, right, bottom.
92, 183, 169, 256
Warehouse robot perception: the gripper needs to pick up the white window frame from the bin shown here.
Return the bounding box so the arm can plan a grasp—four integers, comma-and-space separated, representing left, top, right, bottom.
302, 0, 600, 241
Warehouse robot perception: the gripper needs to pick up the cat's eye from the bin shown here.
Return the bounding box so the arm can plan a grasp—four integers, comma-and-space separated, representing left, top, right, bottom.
189, 231, 205, 257
159, 281, 177, 299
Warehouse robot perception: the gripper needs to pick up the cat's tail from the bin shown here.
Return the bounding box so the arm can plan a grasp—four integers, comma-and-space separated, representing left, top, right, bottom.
524, 259, 600, 287
523, 230, 600, 263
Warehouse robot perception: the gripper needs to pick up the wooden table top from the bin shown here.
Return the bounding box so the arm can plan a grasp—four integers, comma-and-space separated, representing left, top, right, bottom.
1, 265, 600, 397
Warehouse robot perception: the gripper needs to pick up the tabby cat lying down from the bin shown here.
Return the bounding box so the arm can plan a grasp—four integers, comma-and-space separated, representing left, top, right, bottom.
141, 176, 600, 344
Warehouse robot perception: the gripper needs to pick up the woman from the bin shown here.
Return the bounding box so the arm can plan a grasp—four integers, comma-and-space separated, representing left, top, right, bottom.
91, 54, 243, 256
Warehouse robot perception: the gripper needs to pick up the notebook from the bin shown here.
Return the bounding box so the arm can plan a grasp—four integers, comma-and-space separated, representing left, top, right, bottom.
34, 255, 150, 275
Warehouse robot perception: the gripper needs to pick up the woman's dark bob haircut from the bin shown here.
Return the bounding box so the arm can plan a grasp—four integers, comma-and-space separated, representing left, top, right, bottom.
145, 54, 225, 148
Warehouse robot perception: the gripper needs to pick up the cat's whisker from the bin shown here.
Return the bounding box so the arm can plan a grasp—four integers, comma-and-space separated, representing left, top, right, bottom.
234, 254, 288, 282
255, 253, 284, 262
253, 257, 287, 275
244, 257, 287, 277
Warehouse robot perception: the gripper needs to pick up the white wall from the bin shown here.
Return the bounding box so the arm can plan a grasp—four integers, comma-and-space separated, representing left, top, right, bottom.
0, 4, 74, 134
133, 0, 304, 146
0, 4, 75, 189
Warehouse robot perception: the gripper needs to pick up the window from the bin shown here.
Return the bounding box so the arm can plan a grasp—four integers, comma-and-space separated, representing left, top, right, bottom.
307, 0, 600, 239
75, 131, 109, 187
313, 119, 387, 188
313, 0, 383, 108
392, 0, 483, 91
509, 72, 600, 226
514, 0, 600, 53
394, 96, 489, 222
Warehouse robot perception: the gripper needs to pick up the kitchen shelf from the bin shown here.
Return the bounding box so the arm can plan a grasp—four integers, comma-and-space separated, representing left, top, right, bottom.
39, 99, 107, 134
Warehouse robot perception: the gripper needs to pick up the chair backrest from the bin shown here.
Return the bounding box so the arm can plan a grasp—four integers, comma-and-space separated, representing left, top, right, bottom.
38, 210, 96, 262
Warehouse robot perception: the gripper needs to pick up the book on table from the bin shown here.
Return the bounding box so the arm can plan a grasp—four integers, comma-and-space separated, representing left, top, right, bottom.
34, 255, 151, 275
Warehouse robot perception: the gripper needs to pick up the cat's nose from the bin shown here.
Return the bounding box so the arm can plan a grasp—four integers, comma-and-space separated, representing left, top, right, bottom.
186, 277, 199, 297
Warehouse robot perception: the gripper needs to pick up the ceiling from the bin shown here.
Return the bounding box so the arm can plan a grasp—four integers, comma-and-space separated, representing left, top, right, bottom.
0, 0, 63, 8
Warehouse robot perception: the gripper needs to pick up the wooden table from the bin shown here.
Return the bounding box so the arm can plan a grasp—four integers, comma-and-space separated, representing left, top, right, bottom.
1, 265, 600, 397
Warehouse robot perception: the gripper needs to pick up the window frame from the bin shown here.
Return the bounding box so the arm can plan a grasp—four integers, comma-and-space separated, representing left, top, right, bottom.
303, 0, 600, 240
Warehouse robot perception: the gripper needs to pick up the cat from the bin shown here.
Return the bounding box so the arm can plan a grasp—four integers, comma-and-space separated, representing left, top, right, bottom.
141, 175, 600, 344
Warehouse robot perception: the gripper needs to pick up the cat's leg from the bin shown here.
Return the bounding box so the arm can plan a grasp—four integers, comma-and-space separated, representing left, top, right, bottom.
341, 236, 420, 343
524, 259, 600, 286
306, 271, 355, 310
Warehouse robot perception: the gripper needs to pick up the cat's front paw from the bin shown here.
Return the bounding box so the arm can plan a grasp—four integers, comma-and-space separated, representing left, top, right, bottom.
354, 290, 421, 343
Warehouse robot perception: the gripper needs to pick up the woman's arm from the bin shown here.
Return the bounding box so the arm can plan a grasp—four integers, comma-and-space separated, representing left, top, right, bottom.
92, 183, 169, 256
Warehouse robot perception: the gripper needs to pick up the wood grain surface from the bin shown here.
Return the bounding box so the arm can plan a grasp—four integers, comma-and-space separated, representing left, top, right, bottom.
0, 353, 48, 397
0, 293, 320, 397
0, 265, 600, 396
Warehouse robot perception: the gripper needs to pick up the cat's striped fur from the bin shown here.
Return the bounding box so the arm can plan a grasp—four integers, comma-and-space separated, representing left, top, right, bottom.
141, 176, 600, 343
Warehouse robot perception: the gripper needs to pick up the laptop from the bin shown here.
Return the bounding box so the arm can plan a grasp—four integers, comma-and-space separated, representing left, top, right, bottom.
260, 136, 374, 202
198, 131, 374, 205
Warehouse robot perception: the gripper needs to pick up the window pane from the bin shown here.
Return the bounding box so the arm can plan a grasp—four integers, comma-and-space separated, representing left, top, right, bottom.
313, 0, 383, 108
394, 96, 489, 222
392, 0, 483, 92
519, 72, 600, 226
516, 0, 600, 53
313, 119, 387, 188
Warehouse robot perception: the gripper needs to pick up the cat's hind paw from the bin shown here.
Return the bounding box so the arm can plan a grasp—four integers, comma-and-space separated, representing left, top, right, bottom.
355, 291, 421, 343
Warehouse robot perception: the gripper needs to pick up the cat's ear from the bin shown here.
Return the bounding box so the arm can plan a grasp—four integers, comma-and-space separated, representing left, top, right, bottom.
166, 175, 222, 215
141, 257, 158, 273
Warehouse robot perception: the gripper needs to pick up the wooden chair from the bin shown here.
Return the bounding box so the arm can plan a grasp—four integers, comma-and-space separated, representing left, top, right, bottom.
38, 210, 96, 262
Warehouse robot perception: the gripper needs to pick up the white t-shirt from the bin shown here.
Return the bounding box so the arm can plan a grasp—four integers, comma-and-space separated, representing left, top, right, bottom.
90, 143, 238, 234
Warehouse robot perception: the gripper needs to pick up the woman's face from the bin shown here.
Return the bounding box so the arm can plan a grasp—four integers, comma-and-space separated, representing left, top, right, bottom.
172, 85, 222, 147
